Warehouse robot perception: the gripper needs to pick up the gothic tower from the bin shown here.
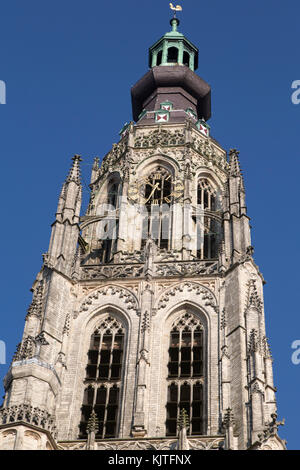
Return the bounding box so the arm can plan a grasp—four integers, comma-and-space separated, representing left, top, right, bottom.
0, 18, 286, 451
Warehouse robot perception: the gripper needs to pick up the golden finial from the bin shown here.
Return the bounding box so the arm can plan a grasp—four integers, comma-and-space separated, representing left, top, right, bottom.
169, 2, 183, 17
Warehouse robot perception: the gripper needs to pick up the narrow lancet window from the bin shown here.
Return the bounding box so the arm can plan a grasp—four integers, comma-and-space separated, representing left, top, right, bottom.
197, 179, 222, 259
107, 182, 119, 209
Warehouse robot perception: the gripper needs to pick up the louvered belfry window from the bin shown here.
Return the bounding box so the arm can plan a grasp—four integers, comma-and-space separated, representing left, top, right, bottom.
197, 178, 221, 260
166, 312, 205, 436
79, 316, 125, 439
141, 167, 172, 250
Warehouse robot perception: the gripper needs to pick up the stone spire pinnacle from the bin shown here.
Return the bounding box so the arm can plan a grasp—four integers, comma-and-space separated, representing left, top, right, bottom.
66, 154, 82, 185
86, 410, 99, 450
229, 149, 242, 177
91, 156, 100, 184
177, 408, 190, 450
229, 148, 246, 192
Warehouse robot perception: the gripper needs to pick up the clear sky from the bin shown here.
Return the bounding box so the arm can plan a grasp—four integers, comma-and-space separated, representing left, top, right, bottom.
1, 0, 299, 449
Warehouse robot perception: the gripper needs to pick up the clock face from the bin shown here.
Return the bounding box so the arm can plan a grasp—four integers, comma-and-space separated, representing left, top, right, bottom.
128, 171, 184, 204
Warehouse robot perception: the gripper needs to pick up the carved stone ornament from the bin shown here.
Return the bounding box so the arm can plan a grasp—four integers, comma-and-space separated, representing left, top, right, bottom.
81, 259, 219, 281
258, 413, 285, 443
245, 280, 262, 314
156, 260, 218, 277
82, 264, 144, 280
156, 282, 217, 312
0, 405, 57, 437
220, 308, 226, 330
141, 310, 150, 332
13, 333, 49, 362
95, 139, 129, 181
222, 408, 235, 429
55, 436, 225, 451
79, 285, 138, 314
172, 311, 204, 331
134, 128, 185, 149
94, 315, 125, 335
26, 280, 44, 320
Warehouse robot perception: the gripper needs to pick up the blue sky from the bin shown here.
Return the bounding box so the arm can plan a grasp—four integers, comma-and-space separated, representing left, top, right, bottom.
0, 0, 299, 448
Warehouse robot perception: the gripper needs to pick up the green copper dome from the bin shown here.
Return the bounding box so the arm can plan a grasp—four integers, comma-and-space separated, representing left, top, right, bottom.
149, 18, 199, 71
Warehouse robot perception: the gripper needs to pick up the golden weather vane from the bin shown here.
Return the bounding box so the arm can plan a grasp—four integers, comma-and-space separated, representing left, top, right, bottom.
169, 2, 183, 17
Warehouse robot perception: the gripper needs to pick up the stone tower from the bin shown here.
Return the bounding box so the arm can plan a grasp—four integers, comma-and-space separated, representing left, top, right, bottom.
0, 18, 286, 451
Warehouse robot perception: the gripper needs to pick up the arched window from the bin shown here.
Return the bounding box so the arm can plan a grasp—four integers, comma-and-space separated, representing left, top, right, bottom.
167, 47, 178, 64
97, 219, 119, 264
183, 51, 190, 67
197, 178, 216, 211
166, 312, 205, 436
141, 167, 173, 250
107, 181, 119, 209
157, 50, 163, 66
79, 316, 125, 439
197, 179, 222, 260
97, 179, 120, 263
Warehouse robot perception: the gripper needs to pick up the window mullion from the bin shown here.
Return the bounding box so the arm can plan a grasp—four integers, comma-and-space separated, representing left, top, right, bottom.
103, 385, 110, 439
158, 204, 162, 248
161, 176, 164, 205
191, 329, 194, 378
209, 218, 212, 258
108, 331, 115, 381
168, 202, 172, 251
92, 386, 97, 409
179, 329, 182, 378
201, 212, 204, 259
177, 383, 181, 428
190, 383, 193, 436
97, 332, 103, 380
149, 201, 153, 240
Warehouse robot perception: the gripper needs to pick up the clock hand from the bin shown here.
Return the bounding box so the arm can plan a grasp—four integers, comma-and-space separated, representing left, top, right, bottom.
144, 183, 161, 203
143, 179, 157, 188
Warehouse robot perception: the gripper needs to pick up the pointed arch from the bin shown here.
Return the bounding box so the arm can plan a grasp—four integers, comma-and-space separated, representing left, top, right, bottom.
155, 281, 218, 314
135, 155, 180, 252
136, 153, 180, 174
79, 285, 139, 316
152, 290, 219, 438
81, 171, 122, 265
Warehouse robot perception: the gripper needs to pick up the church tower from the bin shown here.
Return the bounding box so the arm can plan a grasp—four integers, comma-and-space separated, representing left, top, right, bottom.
0, 17, 286, 451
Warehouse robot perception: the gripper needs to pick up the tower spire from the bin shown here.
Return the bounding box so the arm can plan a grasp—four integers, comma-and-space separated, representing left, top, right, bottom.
66, 154, 82, 185
229, 148, 242, 177
47, 154, 82, 275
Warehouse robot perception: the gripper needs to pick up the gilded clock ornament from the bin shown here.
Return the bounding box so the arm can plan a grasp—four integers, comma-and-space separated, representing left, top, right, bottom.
127, 169, 184, 205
